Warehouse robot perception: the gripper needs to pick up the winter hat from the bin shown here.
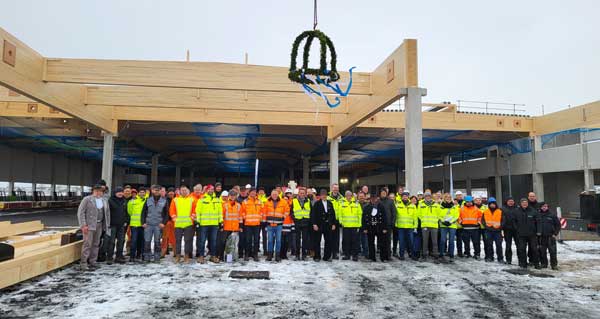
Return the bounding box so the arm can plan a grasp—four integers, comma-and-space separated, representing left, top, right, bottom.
114, 186, 124, 194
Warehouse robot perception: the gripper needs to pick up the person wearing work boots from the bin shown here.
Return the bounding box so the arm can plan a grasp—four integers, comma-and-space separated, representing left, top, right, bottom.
262, 189, 290, 262
395, 190, 417, 261
538, 202, 560, 270
439, 193, 460, 262
327, 183, 344, 260
169, 185, 196, 264
473, 196, 489, 260
217, 190, 243, 262
515, 198, 542, 269
127, 187, 147, 263
141, 185, 169, 262
311, 189, 337, 262
459, 196, 482, 259
454, 191, 465, 257
482, 198, 504, 263
378, 188, 396, 262
292, 188, 312, 261
241, 188, 263, 262
501, 197, 518, 265
362, 194, 388, 262
339, 191, 363, 261
418, 192, 441, 262
104, 187, 128, 265
195, 184, 223, 264
78, 184, 111, 271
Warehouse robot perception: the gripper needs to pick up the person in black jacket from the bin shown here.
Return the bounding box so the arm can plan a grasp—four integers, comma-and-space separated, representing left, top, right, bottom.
514, 198, 542, 269
378, 188, 396, 261
538, 202, 560, 270
311, 189, 338, 262
362, 195, 389, 262
501, 197, 518, 265
103, 187, 129, 264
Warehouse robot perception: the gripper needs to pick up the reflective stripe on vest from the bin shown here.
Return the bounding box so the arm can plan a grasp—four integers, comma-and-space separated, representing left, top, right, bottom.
292, 198, 311, 219
484, 209, 502, 229
174, 197, 193, 228
224, 203, 242, 222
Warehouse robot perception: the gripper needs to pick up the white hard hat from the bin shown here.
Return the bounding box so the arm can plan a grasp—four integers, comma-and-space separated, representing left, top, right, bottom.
285, 188, 293, 194
221, 190, 229, 197
245, 184, 252, 189
455, 191, 463, 196
417, 191, 424, 195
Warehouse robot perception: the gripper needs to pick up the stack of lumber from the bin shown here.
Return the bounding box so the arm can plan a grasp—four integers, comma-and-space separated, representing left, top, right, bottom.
0, 221, 82, 289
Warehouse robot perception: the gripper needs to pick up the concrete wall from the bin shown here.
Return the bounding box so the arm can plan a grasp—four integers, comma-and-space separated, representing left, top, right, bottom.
543, 171, 583, 215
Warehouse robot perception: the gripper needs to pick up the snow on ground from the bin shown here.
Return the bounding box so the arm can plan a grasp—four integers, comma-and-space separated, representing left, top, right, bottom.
1, 241, 599, 319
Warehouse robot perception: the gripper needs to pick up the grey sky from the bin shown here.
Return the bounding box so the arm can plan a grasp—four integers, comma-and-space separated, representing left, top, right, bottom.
2, 0, 598, 115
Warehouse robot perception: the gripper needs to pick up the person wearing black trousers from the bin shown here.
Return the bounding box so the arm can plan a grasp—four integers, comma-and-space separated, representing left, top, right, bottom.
538, 202, 560, 270
501, 197, 518, 265
311, 189, 338, 262
362, 195, 389, 262
514, 198, 541, 269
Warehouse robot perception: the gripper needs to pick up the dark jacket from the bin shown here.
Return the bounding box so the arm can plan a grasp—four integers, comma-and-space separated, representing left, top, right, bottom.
108, 195, 128, 227
514, 205, 541, 236
141, 196, 169, 226
310, 200, 338, 228
379, 197, 397, 229
539, 210, 560, 236
528, 200, 540, 210
361, 202, 388, 232
501, 204, 518, 231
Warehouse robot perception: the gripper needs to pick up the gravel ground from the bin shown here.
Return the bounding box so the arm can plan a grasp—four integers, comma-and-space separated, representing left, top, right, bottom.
0, 241, 599, 319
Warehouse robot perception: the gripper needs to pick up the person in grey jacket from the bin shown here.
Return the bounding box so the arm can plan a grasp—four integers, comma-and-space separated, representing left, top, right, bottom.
77, 184, 111, 271
141, 185, 169, 262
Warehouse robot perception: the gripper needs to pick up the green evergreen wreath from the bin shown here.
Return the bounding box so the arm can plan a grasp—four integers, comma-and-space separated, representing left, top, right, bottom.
288, 30, 339, 84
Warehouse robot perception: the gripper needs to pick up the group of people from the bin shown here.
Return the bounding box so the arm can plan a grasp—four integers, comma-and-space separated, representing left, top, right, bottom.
77, 181, 561, 271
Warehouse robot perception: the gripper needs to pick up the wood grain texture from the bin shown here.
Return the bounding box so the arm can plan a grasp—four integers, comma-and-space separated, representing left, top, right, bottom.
45, 58, 372, 95
0, 27, 115, 133
532, 101, 600, 135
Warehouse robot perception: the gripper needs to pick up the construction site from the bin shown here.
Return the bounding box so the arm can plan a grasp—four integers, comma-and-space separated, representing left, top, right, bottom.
1, 1, 600, 318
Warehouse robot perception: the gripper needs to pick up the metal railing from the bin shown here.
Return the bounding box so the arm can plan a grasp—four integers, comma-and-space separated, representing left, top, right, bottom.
456, 100, 527, 115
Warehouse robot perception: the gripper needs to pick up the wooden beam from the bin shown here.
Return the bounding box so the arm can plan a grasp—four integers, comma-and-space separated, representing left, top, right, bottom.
0, 221, 44, 238
360, 111, 533, 132
329, 39, 418, 139
532, 101, 600, 136
45, 58, 372, 95
85, 85, 348, 114
0, 101, 71, 118
0, 27, 116, 133
111, 105, 333, 126
0, 241, 82, 289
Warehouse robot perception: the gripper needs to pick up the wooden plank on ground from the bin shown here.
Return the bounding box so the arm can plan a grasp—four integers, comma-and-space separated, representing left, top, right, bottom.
0, 241, 82, 289
0, 221, 44, 238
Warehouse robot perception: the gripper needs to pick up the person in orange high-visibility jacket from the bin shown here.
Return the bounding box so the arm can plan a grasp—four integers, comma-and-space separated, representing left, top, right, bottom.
241, 188, 263, 261
459, 196, 482, 259
216, 190, 243, 261
160, 188, 177, 258
481, 197, 504, 263
169, 185, 196, 264
261, 189, 290, 262
280, 189, 296, 260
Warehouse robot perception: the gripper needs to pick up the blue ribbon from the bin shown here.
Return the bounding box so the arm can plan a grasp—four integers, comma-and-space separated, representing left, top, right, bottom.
299, 67, 356, 108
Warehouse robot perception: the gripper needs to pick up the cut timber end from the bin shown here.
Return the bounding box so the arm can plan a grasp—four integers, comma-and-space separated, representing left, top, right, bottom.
229, 270, 270, 280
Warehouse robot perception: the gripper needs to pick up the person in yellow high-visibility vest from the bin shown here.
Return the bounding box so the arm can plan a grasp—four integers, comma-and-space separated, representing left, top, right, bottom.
395, 190, 418, 260
169, 185, 195, 263
339, 191, 362, 261
127, 187, 147, 262
195, 184, 223, 263
292, 187, 312, 260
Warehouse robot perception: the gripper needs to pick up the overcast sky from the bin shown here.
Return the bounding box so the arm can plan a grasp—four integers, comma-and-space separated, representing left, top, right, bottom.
2, 0, 598, 115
